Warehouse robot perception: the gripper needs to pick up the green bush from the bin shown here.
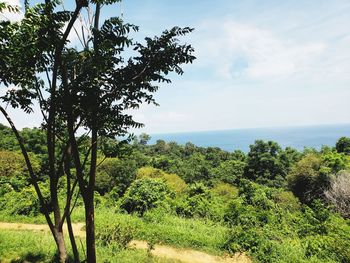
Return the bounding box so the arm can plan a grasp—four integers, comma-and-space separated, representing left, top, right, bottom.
239, 180, 276, 209
287, 154, 323, 203
273, 190, 301, 212
175, 183, 226, 220
0, 183, 50, 216
96, 222, 134, 252
120, 178, 172, 216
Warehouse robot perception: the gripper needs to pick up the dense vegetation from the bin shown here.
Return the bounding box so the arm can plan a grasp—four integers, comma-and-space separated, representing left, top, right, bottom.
1, 124, 350, 262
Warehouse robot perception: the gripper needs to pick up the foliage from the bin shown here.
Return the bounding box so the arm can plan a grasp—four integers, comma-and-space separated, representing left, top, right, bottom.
96, 222, 134, 251
136, 166, 187, 193
211, 182, 238, 201
287, 152, 350, 203
96, 158, 137, 196
273, 190, 301, 212
120, 178, 172, 216
0, 183, 50, 216
1, 0, 195, 260
244, 140, 294, 187
336, 137, 350, 155
2, 120, 350, 262
223, 181, 350, 262
175, 153, 211, 183
211, 159, 246, 185
0, 151, 41, 194
0, 151, 27, 178
175, 183, 225, 220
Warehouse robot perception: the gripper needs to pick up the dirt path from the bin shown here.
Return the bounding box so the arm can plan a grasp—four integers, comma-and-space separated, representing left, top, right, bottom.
0, 222, 251, 263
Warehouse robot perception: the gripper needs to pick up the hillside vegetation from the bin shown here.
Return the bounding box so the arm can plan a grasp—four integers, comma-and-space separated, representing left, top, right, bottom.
1, 124, 350, 262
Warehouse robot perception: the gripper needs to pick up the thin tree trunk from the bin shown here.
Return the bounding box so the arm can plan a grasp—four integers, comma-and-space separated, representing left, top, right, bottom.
84, 3, 100, 261
67, 211, 80, 263
85, 194, 96, 263
64, 149, 80, 263
85, 126, 98, 263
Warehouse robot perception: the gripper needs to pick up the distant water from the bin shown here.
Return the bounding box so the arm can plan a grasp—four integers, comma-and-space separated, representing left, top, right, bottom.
149, 124, 350, 152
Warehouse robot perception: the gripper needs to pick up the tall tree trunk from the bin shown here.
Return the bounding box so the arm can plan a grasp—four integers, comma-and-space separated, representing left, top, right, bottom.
85, 126, 98, 263
85, 193, 96, 263
83, 3, 100, 262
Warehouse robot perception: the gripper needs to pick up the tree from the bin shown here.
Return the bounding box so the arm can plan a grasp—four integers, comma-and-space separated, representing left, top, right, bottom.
0, 1, 195, 262
244, 140, 290, 187
95, 158, 137, 196
336, 137, 350, 155
139, 133, 151, 145
211, 159, 246, 185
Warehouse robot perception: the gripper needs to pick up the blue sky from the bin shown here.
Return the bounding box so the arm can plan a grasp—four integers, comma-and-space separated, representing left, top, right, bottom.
1, 0, 350, 133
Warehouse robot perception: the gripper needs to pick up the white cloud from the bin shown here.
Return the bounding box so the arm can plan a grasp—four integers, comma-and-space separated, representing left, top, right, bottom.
195, 19, 328, 80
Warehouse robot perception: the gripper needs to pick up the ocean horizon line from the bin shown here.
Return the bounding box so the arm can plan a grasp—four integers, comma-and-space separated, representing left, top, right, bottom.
144, 122, 350, 137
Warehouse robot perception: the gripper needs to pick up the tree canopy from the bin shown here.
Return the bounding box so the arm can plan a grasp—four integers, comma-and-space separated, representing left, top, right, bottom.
0, 1, 195, 262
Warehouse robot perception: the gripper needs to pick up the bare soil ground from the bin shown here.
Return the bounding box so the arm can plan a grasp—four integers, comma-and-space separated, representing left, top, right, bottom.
0, 222, 251, 263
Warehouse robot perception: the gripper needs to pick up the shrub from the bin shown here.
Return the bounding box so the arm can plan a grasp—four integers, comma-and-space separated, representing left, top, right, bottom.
0, 151, 40, 191
175, 183, 225, 220
224, 226, 282, 263
0, 151, 27, 178
96, 222, 134, 251
0, 183, 50, 216
273, 191, 301, 212
324, 171, 350, 218
239, 180, 276, 210
120, 178, 172, 216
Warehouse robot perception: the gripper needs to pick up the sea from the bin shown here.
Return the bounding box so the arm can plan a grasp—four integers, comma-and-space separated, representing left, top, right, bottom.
148, 123, 350, 153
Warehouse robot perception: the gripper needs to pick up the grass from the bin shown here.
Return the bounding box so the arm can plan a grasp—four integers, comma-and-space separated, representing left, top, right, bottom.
0, 229, 181, 263
0, 205, 230, 262
0, 229, 60, 262
0, 212, 47, 224
94, 208, 230, 254
0, 205, 230, 255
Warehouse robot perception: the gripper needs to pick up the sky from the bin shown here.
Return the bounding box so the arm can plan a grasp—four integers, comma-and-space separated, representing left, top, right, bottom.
1, 0, 350, 134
